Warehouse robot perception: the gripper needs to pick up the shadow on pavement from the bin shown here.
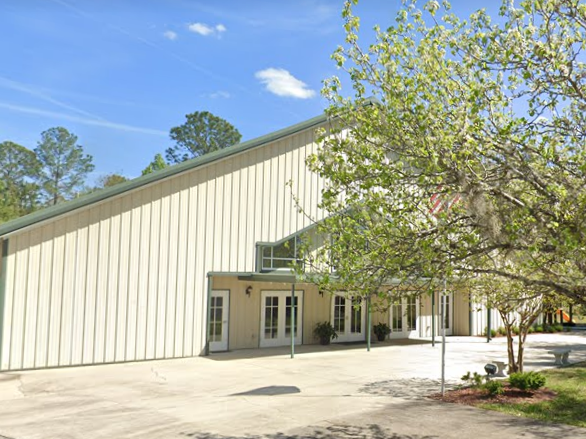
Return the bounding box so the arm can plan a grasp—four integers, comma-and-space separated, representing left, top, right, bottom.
231, 385, 301, 396
180, 424, 438, 439
359, 378, 459, 400
204, 339, 432, 362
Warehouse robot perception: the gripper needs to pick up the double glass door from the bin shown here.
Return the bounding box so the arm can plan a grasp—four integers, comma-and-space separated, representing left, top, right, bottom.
260, 291, 303, 347
331, 296, 365, 342
390, 297, 418, 339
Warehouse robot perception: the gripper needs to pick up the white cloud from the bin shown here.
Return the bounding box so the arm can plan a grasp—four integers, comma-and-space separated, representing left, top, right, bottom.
188, 22, 226, 37
0, 102, 167, 136
163, 30, 178, 40
209, 91, 231, 99
188, 22, 214, 36
255, 68, 316, 99
0, 75, 105, 121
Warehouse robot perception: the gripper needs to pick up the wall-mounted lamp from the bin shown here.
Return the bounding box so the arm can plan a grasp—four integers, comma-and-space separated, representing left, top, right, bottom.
318, 290, 324, 297
245, 286, 253, 297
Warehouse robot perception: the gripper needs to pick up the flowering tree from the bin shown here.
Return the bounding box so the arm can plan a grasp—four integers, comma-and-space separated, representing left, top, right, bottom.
304, 0, 586, 308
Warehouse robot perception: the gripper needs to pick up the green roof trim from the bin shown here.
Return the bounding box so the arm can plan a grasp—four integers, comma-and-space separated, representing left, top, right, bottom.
0, 97, 380, 238
209, 270, 300, 284
0, 112, 330, 237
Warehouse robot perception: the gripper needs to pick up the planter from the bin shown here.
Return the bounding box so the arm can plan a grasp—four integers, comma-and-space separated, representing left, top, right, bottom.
314, 321, 338, 345
373, 323, 391, 342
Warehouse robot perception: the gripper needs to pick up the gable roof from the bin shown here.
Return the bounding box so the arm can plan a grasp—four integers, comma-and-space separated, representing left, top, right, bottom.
0, 111, 331, 238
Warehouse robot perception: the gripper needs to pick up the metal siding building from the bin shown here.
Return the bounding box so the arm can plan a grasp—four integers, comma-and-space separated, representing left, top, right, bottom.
0, 106, 495, 372
0, 114, 330, 371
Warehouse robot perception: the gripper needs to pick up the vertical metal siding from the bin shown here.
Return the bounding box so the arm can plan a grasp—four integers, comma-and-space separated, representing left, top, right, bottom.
0, 127, 328, 370
0, 239, 8, 369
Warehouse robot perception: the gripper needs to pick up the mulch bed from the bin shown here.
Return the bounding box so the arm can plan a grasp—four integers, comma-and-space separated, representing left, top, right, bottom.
429, 384, 557, 406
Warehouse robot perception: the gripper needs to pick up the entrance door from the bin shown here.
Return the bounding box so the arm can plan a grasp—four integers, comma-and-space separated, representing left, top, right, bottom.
260, 291, 303, 347
209, 290, 229, 351
440, 293, 453, 336
331, 296, 365, 342
389, 296, 419, 339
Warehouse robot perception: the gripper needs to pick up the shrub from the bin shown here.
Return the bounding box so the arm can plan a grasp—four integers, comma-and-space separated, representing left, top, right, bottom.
553, 324, 563, 332
373, 322, 391, 340
483, 327, 497, 337
497, 326, 507, 336
508, 371, 546, 391
511, 325, 520, 335
534, 324, 544, 333
527, 326, 535, 334
313, 321, 338, 345
483, 380, 505, 396
461, 371, 485, 387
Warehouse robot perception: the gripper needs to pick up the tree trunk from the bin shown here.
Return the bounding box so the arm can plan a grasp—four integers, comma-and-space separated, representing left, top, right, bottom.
506, 331, 518, 373
516, 331, 527, 373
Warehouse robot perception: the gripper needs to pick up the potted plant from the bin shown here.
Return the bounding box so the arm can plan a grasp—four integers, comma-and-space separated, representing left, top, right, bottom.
373, 323, 391, 341
314, 321, 338, 345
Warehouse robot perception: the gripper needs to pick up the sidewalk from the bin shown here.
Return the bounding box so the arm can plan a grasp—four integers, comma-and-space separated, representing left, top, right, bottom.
0, 333, 584, 439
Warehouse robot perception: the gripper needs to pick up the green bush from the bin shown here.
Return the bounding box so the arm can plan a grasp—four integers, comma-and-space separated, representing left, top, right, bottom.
508, 371, 546, 391
483, 327, 497, 337
313, 321, 338, 344
544, 324, 555, 333
534, 324, 544, 332
527, 326, 535, 334
461, 371, 485, 387
553, 324, 563, 332
511, 325, 520, 335
483, 380, 505, 396
497, 326, 507, 336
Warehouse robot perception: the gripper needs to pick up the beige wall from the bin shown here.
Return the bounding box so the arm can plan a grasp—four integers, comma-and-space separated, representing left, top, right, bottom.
212, 276, 327, 349
371, 290, 475, 339
211, 278, 480, 351
0, 126, 331, 371
453, 290, 471, 336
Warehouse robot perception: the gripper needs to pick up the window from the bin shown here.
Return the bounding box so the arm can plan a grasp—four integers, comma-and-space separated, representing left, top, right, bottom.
260, 236, 302, 271
406, 296, 417, 331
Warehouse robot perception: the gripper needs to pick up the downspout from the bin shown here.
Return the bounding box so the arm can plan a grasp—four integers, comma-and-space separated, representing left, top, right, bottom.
0, 239, 8, 370
255, 243, 261, 272
487, 306, 492, 343
468, 293, 473, 336
205, 273, 213, 356
366, 296, 371, 352
431, 290, 435, 347
290, 282, 295, 359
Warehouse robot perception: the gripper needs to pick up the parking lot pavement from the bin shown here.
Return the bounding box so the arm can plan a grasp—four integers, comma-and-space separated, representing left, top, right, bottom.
0, 333, 584, 439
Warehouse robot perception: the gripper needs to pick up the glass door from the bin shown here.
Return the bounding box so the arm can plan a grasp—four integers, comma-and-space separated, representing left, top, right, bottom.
440, 293, 453, 336
260, 291, 303, 347
209, 290, 229, 351
389, 297, 419, 339
331, 295, 365, 342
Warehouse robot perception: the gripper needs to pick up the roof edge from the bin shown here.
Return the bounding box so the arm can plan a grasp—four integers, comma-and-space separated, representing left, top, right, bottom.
0, 112, 329, 237
0, 97, 380, 238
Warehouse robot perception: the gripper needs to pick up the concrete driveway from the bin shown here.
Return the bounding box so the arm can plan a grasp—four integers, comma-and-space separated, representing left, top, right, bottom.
0, 333, 585, 439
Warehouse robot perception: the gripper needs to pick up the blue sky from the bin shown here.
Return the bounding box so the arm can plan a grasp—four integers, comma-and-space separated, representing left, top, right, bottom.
0, 0, 497, 182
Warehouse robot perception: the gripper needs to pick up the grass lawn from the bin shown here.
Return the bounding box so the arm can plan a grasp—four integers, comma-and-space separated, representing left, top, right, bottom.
481, 362, 586, 428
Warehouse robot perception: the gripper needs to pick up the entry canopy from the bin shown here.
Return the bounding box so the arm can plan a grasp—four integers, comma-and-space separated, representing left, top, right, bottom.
208, 270, 300, 284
